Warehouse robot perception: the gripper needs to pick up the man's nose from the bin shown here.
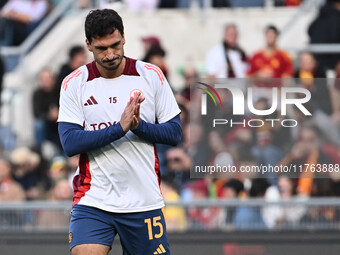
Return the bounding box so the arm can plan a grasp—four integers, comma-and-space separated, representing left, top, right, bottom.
106, 49, 115, 60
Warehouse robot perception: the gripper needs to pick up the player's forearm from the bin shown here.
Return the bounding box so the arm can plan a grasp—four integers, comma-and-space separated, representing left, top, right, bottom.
132, 114, 182, 146
58, 122, 125, 157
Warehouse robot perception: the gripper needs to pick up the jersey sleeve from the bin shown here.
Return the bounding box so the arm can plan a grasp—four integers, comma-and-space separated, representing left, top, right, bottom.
147, 64, 181, 124
57, 70, 85, 126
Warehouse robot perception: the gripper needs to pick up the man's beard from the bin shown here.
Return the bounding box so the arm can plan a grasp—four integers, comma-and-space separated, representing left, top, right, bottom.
97, 55, 123, 71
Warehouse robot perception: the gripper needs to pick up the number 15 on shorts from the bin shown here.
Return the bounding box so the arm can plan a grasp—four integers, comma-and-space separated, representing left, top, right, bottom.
144, 216, 164, 240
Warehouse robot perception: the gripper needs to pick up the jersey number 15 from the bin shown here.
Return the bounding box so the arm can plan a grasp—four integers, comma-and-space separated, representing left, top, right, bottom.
144, 216, 164, 240
109, 97, 117, 104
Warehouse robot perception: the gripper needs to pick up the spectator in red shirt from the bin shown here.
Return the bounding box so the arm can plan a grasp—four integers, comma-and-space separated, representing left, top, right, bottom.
248, 25, 293, 85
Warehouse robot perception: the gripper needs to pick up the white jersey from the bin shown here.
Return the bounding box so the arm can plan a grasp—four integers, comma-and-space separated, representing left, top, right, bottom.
58, 57, 181, 213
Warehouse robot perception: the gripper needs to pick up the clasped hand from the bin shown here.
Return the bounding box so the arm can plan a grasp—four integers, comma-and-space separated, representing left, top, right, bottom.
120, 93, 145, 133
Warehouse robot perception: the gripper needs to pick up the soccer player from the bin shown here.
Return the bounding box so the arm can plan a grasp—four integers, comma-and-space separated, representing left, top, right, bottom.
57, 9, 181, 255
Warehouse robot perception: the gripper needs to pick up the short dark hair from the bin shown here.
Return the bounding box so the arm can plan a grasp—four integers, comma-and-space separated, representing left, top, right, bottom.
249, 179, 270, 197
69, 45, 85, 59
224, 179, 244, 195
265, 25, 279, 35
85, 9, 124, 44
143, 45, 166, 62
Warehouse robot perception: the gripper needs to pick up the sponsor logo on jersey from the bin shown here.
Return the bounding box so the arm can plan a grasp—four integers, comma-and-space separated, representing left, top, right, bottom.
84, 96, 98, 106
90, 121, 117, 130
153, 244, 166, 254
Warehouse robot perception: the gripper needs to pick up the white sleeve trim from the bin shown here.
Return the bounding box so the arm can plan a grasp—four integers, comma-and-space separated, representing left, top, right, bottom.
157, 109, 181, 124
57, 118, 84, 127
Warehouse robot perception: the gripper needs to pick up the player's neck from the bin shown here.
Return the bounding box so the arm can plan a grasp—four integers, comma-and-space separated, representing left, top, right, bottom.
96, 57, 126, 79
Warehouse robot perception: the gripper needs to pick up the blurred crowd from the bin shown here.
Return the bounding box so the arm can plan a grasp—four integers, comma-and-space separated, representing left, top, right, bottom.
0, 0, 50, 47
166, 15, 340, 230
0, 0, 340, 231
78, 0, 303, 10
0, 0, 303, 49
165, 1, 340, 230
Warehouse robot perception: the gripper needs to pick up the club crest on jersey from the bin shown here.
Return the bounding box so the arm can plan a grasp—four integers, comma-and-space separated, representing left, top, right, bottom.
130, 89, 144, 99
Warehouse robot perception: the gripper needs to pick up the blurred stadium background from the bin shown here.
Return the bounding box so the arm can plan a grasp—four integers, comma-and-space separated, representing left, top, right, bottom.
1, 0, 340, 254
